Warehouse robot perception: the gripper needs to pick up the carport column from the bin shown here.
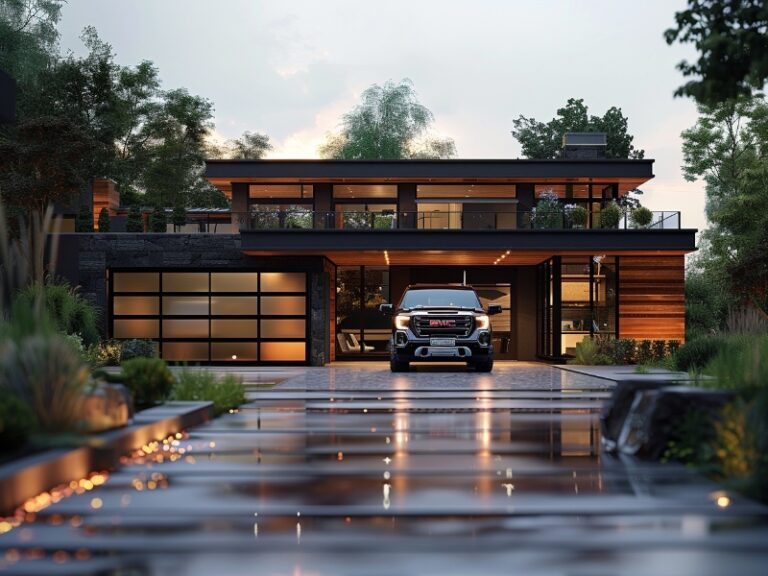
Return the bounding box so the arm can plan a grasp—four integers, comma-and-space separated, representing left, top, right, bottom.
231, 182, 249, 230
310, 269, 330, 365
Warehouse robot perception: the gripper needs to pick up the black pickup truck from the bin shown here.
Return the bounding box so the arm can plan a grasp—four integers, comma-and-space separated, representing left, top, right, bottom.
379, 284, 502, 372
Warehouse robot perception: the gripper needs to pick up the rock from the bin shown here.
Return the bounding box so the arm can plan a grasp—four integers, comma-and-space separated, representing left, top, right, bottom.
617, 385, 735, 460
80, 383, 134, 432
600, 380, 673, 452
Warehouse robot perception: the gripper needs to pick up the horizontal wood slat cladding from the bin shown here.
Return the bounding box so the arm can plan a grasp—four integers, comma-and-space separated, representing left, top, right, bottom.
619, 256, 685, 342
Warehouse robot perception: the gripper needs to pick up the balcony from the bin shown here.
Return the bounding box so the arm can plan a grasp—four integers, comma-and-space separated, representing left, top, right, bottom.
233, 209, 682, 231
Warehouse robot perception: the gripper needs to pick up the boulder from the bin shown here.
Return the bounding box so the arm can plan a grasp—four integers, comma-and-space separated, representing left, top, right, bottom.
600, 380, 673, 452
80, 383, 134, 432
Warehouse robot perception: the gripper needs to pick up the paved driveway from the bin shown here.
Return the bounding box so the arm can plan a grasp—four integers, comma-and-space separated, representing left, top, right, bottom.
1, 362, 767, 575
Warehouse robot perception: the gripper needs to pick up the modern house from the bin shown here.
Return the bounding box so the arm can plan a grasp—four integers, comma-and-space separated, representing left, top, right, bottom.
57, 136, 697, 365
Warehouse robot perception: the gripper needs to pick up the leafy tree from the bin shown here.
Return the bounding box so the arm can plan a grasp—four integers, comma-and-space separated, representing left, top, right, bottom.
226, 131, 272, 159
0, 0, 62, 86
681, 94, 768, 313
97, 206, 109, 232
665, 1, 768, 105
511, 98, 644, 159
0, 115, 96, 212
126, 205, 143, 232
171, 203, 186, 231
319, 79, 456, 159
75, 204, 92, 232
148, 205, 167, 233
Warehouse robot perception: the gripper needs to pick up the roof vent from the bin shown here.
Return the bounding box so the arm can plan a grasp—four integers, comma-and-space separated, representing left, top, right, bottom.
561, 132, 606, 159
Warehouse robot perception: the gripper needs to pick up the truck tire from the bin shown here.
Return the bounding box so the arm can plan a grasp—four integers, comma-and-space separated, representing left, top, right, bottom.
390, 353, 410, 372
472, 358, 493, 372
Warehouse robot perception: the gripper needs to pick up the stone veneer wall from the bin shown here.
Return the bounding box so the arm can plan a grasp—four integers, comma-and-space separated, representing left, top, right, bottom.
56, 233, 330, 366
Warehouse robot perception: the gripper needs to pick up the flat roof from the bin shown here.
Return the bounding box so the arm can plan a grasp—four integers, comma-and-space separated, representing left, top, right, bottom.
205, 158, 655, 196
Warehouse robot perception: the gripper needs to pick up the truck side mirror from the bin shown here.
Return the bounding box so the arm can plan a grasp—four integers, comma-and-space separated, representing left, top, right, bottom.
379, 303, 393, 314
487, 304, 503, 315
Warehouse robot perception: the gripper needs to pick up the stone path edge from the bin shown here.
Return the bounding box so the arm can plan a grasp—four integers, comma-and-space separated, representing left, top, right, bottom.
0, 401, 214, 516
555, 364, 693, 383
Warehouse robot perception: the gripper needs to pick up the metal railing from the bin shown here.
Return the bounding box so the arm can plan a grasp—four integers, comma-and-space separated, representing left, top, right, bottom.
235, 209, 682, 231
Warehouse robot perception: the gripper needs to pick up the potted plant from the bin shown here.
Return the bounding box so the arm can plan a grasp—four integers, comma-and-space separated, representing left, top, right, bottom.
630, 206, 653, 228
567, 204, 588, 228
599, 201, 621, 229
532, 189, 564, 229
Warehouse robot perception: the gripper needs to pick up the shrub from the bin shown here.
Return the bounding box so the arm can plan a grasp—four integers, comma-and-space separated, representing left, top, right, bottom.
0, 334, 90, 432
652, 340, 667, 362
685, 272, 727, 340
674, 335, 725, 372
85, 340, 122, 367
170, 370, 246, 416
532, 189, 564, 229
599, 201, 621, 229
566, 204, 588, 228
75, 205, 93, 232
701, 336, 768, 396
97, 207, 110, 232
569, 336, 599, 365
725, 307, 768, 336
16, 282, 101, 346
149, 206, 167, 233
120, 339, 156, 361
667, 339, 681, 357
611, 338, 636, 364
630, 206, 653, 228
0, 392, 37, 453
126, 206, 144, 232
636, 340, 653, 364
172, 204, 186, 231
121, 357, 175, 406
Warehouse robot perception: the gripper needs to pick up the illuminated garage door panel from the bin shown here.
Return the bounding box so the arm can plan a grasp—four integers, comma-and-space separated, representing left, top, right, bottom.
110, 270, 307, 364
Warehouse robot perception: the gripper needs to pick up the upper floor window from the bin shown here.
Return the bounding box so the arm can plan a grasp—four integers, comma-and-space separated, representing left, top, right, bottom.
249, 184, 313, 199
333, 185, 397, 199
416, 184, 516, 199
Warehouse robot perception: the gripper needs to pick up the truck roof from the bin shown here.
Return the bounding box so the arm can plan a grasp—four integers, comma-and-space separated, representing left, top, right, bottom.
405, 284, 476, 290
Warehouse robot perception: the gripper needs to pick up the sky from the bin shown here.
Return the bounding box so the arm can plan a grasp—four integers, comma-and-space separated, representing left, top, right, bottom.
57, 0, 707, 231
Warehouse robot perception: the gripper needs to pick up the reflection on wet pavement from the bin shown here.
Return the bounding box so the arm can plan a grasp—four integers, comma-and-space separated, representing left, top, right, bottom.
1, 362, 767, 575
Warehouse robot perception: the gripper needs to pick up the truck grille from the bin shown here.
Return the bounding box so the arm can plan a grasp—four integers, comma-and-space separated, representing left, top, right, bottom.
412, 315, 473, 337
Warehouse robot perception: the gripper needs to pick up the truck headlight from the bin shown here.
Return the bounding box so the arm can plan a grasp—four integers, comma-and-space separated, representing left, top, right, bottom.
475, 315, 490, 330
395, 315, 411, 330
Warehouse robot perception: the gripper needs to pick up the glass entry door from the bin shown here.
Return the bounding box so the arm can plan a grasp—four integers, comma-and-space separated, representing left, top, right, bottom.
336, 266, 390, 356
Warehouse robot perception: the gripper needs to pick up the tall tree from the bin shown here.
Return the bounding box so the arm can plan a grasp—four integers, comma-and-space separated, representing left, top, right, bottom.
511, 98, 644, 159
681, 94, 768, 313
665, 0, 768, 105
0, 0, 62, 85
319, 79, 456, 160
226, 131, 272, 159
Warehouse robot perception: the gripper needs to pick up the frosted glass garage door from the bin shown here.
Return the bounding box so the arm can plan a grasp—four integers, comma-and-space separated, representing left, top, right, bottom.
110, 270, 308, 363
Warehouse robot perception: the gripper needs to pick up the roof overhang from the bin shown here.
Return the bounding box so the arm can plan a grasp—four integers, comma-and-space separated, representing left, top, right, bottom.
205, 159, 655, 197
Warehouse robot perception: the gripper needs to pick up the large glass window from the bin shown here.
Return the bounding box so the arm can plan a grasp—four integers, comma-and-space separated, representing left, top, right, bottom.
335, 266, 389, 356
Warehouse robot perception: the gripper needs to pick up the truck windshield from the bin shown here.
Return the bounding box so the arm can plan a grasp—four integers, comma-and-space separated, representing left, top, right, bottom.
400, 289, 481, 309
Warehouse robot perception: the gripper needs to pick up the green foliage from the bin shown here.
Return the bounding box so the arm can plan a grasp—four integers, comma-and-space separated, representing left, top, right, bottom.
225, 131, 273, 159
685, 270, 727, 340
126, 205, 143, 232
667, 339, 681, 357
681, 96, 768, 315
84, 339, 122, 367
662, 408, 719, 473
97, 207, 110, 232
149, 206, 167, 232
674, 335, 725, 372
172, 204, 186, 230
319, 79, 456, 160
170, 370, 246, 416
665, 1, 768, 105
531, 189, 564, 229
611, 338, 636, 364
75, 205, 93, 232
0, 333, 90, 432
0, 0, 62, 86
0, 391, 37, 453
120, 338, 156, 361
16, 282, 101, 345
636, 340, 653, 364
652, 340, 667, 361
598, 201, 621, 229
120, 357, 175, 406
511, 98, 644, 159
569, 336, 598, 365
630, 206, 653, 228
701, 335, 768, 397
567, 204, 588, 227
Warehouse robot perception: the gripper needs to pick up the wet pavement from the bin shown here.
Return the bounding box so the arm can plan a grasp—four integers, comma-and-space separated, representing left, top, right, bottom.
1, 362, 767, 575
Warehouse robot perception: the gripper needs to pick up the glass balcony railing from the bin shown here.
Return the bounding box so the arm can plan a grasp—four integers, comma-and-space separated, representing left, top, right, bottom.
235, 209, 682, 231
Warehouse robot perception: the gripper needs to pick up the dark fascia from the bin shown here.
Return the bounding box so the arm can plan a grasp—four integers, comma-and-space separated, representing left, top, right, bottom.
239, 228, 697, 253
205, 158, 655, 181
